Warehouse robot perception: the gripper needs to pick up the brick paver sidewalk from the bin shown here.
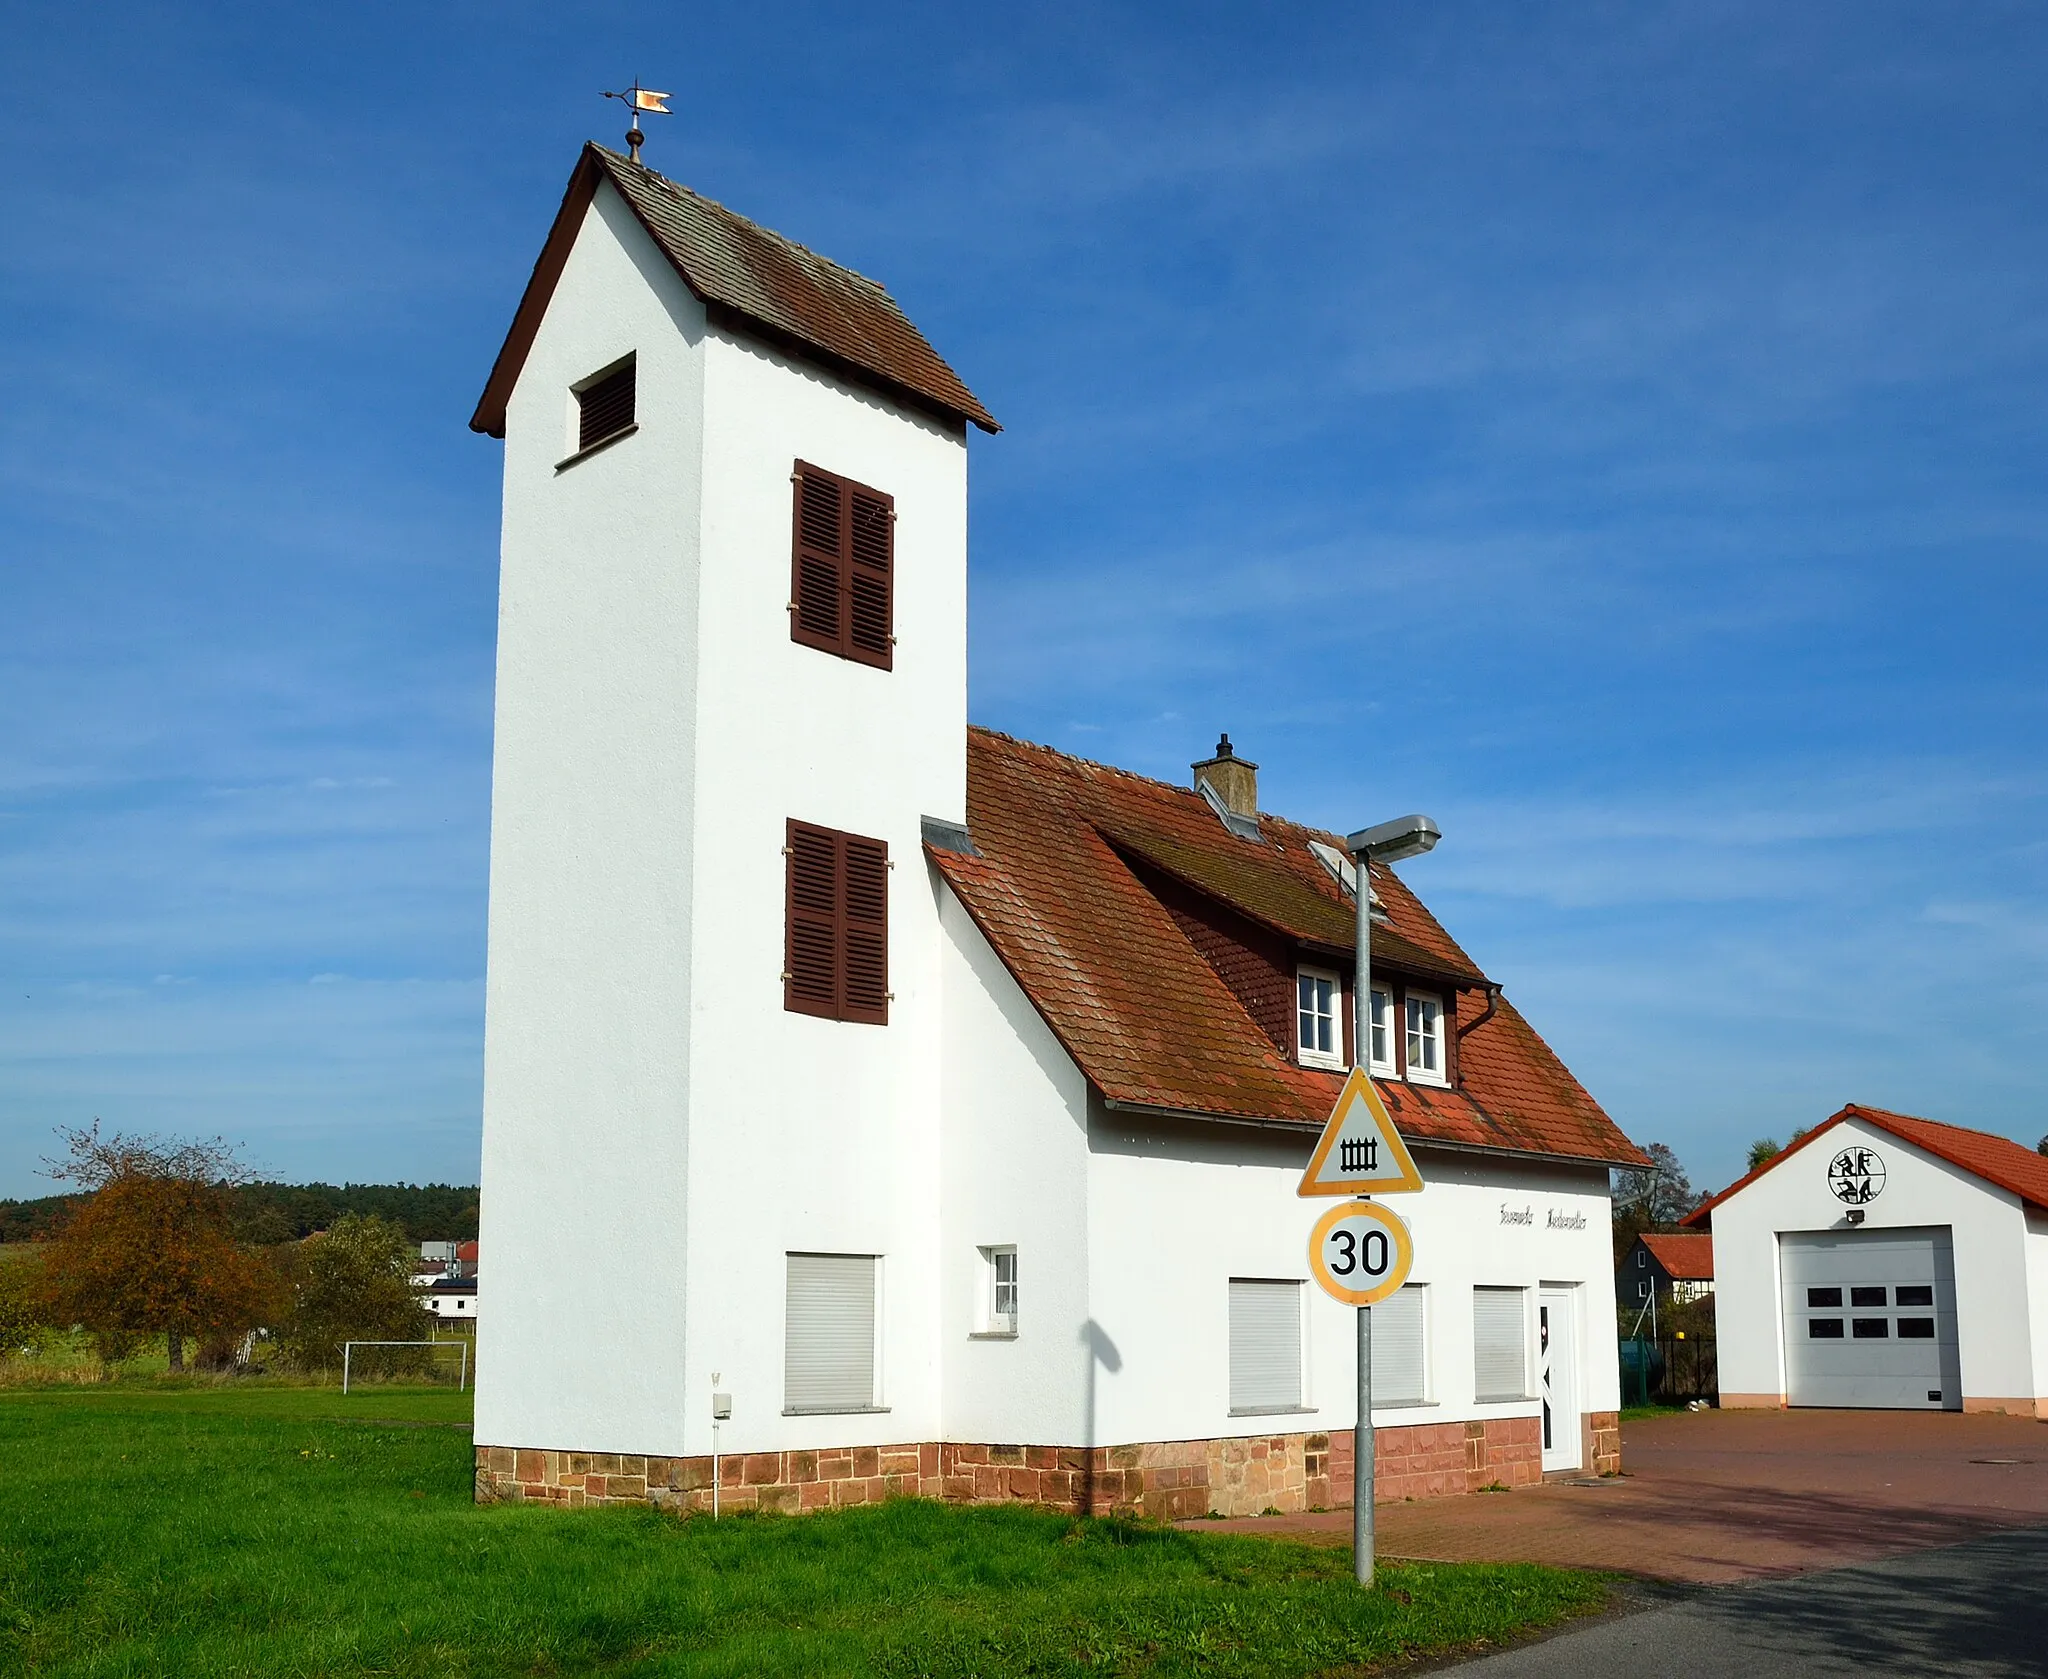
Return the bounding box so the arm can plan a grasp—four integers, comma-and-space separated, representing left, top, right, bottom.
1186, 1408, 2048, 1583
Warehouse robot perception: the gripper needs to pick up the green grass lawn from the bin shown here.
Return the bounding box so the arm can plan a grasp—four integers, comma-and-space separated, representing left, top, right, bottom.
0, 1386, 1607, 1677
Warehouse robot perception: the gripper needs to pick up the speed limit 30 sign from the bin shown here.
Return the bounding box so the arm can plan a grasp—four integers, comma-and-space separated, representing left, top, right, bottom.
1308, 1199, 1414, 1306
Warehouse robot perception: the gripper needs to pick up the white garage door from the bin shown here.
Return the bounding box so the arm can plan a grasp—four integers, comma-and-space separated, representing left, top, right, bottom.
1780, 1227, 1960, 1411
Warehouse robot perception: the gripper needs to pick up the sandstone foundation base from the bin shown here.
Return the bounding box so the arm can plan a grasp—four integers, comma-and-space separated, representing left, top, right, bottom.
475, 1413, 1618, 1518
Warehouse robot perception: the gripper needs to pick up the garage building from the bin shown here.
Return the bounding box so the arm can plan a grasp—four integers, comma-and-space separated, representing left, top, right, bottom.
1685, 1105, 2048, 1416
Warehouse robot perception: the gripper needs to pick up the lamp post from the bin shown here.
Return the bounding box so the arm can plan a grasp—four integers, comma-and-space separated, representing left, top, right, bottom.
1341, 813, 1441, 1588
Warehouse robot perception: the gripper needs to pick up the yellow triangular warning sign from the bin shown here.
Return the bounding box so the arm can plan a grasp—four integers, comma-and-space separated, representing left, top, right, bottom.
1298, 1067, 1424, 1197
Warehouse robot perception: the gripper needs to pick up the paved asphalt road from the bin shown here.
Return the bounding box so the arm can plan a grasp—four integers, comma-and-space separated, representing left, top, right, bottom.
1441, 1523, 2048, 1677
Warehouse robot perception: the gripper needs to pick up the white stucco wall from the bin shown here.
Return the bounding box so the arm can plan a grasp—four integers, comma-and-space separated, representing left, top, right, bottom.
478, 177, 970, 1459
937, 888, 1095, 1443
1709, 1117, 2041, 1408
477, 182, 709, 1456
2027, 1211, 2048, 1406
672, 325, 967, 1459
1084, 1113, 1618, 1450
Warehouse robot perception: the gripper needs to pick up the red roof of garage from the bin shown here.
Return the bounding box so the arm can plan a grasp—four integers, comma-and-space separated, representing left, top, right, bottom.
930, 728, 1646, 1168
1684, 1104, 2048, 1226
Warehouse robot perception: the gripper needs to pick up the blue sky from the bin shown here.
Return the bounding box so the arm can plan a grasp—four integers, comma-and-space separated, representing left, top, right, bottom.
3, 1, 2045, 1199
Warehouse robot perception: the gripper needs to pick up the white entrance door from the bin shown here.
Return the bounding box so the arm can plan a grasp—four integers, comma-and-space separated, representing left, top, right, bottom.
1538, 1288, 1580, 1472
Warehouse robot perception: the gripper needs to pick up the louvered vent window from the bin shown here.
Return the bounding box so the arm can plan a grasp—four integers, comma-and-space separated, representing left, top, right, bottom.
784, 1253, 879, 1413
785, 819, 889, 1024
575, 359, 636, 453
790, 460, 894, 669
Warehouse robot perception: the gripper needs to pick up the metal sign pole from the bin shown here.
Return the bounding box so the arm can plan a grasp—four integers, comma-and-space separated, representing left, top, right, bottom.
1352, 854, 1375, 1587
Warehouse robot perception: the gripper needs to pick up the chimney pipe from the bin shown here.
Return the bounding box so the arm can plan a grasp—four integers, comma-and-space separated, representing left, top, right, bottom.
1192, 734, 1259, 820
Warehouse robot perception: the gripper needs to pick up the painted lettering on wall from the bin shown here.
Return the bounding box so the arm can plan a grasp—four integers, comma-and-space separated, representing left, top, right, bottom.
1498, 1204, 1589, 1230
1500, 1204, 1533, 1225
1546, 1210, 1587, 1230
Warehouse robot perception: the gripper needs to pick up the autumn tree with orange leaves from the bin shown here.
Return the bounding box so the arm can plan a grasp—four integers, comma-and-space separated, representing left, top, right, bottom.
38, 1124, 278, 1371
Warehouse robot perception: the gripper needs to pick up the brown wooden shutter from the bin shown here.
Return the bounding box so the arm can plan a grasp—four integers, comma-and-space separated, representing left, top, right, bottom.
791, 466, 844, 654
840, 835, 890, 1023
790, 462, 894, 670
784, 820, 889, 1025
785, 821, 840, 1019
846, 487, 894, 669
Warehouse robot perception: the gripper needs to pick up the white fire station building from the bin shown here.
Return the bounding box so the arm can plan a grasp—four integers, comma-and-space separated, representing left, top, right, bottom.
1686, 1104, 2048, 1416
467, 141, 1647, 1517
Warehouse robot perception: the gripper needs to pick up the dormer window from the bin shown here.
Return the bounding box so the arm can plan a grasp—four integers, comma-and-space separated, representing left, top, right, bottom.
1296, 968, 1342, 1069
1369, 985, 1395, 1073
570, 357, 636, 459
1405, 990, 1446, 1084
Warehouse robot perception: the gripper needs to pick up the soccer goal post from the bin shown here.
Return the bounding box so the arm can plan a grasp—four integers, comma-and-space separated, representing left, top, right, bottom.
342, 1339, 469, 1395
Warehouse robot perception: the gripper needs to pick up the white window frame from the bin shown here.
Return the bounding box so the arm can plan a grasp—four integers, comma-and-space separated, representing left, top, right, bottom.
1473, 1285, 1532, 1403
783, 1252, 887, 1416
1370, 1283, 1432, 1408
1227, 1278, 1311, 1416
1295, 966, 1344, 1069
1404, 989, 1447, 1085
975, 1244, 1018, 1337
1368, 984, 1396, 1073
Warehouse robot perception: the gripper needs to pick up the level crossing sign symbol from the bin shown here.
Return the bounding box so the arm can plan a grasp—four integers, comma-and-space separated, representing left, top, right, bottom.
1297, 1066, 1424, 1197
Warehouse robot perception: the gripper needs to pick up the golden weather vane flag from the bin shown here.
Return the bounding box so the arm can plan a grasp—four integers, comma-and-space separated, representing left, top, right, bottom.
603, 80, 673, 161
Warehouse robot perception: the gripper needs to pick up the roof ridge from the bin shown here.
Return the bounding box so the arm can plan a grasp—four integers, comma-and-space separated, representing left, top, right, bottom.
1845, 1103, 2025, 1148
592, 145, 896, 299
968, 725, 1216, 803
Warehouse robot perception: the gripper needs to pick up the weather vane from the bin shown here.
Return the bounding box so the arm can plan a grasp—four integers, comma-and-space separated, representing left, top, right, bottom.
602, 79, 672, 164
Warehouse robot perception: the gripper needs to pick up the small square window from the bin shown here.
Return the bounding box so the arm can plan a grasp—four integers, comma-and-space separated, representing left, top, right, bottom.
1404, 991, 1445, 1084
1637, 1280, 1649, 1300
1850, 1286, 1887, 1308
1896, 1285, 1933, 1308
1368, 986, 1395, 1071
1296, 968, 1343, 1069
1806, 1287, 1842, 1308
1897, 1317, 1935, 1339
1636, 1250, 1647, 1267
1809, 1319, 1844, 1338
1852, 1318, 1889, 1339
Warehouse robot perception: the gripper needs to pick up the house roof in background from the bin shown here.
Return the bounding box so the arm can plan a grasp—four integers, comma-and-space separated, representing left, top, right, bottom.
1684, 1104, 2048, 1226
472, 144, 998, 438
1639, 1231, 1715, 1279
930, 728, 1645, 1168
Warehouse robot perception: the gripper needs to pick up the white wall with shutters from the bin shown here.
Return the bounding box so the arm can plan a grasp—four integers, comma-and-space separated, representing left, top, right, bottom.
1473, 1287, 1530, 1400
1229, 1280, 1304, 1413
1372, 1285, 1429, 1405
784, 1254, 878, 1412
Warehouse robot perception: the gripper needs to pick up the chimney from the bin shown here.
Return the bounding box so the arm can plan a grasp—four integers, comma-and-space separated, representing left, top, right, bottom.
1192, 734, 1258, 820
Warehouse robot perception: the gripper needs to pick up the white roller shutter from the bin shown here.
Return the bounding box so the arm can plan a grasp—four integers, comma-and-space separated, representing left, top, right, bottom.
1229, 1279, 1303, 1413
785, 1253, 877, 1413
1473, 1286, 1529, 1401
1372, 1285, 1428, 1404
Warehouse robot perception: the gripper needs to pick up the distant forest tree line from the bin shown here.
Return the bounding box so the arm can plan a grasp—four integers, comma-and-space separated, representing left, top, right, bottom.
1, 1126, 460, 1376
0, 1179, 478, 1246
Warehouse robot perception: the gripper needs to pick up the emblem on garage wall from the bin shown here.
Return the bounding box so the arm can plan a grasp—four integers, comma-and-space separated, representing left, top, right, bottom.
1827, 1145, 1886, 1204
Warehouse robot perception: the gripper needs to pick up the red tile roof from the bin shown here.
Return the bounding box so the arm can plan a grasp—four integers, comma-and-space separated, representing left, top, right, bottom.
1684, 1104, 2048, 1226
473, 145, 997, 439
931, 728, 1646, 1168
1639, 1231, 1715, 1280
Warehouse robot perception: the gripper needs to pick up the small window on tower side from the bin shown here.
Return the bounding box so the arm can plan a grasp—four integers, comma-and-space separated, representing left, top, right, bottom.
571, 357, 636, 457
979, 1246, 1018, 1335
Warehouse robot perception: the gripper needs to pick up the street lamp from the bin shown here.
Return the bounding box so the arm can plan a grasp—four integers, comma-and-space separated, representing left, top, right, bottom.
1341, 813, 1440, 1587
